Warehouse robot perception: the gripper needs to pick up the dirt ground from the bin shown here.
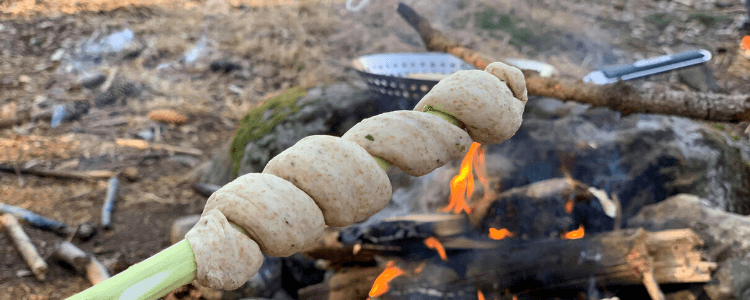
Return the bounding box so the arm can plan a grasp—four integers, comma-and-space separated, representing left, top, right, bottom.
1, 0, 749, 299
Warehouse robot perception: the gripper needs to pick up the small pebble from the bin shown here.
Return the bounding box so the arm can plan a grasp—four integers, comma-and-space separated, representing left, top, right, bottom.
76, 222, 97, 241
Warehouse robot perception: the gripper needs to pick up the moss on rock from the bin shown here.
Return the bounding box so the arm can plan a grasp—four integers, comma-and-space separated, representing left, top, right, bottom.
230, 86, 308, 175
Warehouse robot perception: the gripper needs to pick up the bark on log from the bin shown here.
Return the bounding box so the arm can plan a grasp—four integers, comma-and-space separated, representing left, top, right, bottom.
395, 3, 750, 123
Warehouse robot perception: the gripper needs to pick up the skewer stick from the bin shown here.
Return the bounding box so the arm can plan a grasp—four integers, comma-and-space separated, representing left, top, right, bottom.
1, 214, 48, 280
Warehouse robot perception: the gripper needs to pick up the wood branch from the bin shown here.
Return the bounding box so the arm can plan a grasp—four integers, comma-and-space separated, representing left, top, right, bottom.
1, 214, 48, 281
465, 228, 716, 293
0, 165, 116, 181
115, 138, 203, 156
52, 241, 111, 285
395, 3, 750, 123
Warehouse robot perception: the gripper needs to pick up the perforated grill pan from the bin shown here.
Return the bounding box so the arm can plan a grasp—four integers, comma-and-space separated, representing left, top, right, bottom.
352, 52, 476, 111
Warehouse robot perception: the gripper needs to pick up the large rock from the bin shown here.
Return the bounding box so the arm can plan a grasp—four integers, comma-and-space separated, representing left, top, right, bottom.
200, 81, 383, 185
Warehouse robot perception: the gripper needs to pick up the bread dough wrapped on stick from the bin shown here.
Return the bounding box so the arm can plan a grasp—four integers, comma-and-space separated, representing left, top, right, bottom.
182, 62, 527, 291
263, 135, 392, 227
186, 173, 325, 288
342, 111, 472, 177
414, 61, 527, 145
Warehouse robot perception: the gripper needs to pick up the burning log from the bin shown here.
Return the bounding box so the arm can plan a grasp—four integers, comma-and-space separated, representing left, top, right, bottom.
468, 177, 611, 240
395, 3, 750, 123
303, 228, 713, 300
465, 228, 716, 294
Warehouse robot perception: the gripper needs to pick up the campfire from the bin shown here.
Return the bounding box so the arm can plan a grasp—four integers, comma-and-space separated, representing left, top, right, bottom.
293, 137, 717, 300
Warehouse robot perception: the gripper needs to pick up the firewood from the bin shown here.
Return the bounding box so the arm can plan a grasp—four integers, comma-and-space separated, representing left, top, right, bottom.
468, 177, 590, 228
1, 214, 48, 281
466, 228, 716, 293
383, 213, 468, 237
395, 3, 750, 123
52, 241, 111, 286
298, 266, 383, 300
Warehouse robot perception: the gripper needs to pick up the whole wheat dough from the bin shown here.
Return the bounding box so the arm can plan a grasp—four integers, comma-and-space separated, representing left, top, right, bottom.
413, 62, 526, 144
342, 111, 472, 176
185, 209, 264, 290
202, 173, 325, 257
263, 135, 392, 227
484, 62, 528, 104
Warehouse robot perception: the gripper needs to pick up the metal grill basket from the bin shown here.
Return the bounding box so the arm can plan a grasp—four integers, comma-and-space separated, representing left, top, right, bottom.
352, 52, 476, 111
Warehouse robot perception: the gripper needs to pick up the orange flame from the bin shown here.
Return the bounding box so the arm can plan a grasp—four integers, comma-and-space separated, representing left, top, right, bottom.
742, 36, 750, 51
562, 225, 585, 240
444, 142, 487, 214
424, 237, 448, 261
477, 289, 486, 300
488, 228, 514, 240
368, 260, 405, 298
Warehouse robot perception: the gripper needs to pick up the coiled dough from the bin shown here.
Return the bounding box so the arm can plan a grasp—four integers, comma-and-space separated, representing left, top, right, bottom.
202, 173, 325, 257
413, 62, 527, 145
342, 111, 472, 176
185, 209, 264, 290
263, 135, 392, 227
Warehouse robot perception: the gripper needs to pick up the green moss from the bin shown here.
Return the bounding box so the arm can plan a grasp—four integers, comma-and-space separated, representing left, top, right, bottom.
229, 86, 308, 176
644, 13, 678, 30
687, 13, 732, 27
712, 124, 726, 131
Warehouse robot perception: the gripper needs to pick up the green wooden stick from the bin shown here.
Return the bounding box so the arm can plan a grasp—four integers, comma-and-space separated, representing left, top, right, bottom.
67, 109, 461, 300
67, 240, 196, 300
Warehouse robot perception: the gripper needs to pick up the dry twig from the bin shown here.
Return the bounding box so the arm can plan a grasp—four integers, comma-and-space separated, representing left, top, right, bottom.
1, 214, 48, 281
115, 138, 203, 156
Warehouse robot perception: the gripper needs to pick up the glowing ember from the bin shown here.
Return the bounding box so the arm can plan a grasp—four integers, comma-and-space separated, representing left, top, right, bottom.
414, 262, 426, 274
488, 228, 514, 240
477, 289, 486, 300
563, 225, 585, 240
743, 36, 750, 51
369, 260, 405, 298
443, 142, 485, 214
565, 199, 574, 214
424, 237, 448, 261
